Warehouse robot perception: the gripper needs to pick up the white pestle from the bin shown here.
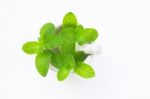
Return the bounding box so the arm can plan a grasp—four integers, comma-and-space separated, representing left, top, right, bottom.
76, 43, 102, 55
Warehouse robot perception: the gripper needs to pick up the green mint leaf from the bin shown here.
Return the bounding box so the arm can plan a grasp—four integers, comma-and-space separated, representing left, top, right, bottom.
35, 51, 52, 77
77, 28, 98, 45
75, 25, 84, 38
74, 51, 88, 62
64, 54, 75, 69
51, 52, 75, 69
74, 62, 95, 78
40, 23, 55, 38
61, 43, 75, 54
57, 66, 70, 81
43, 35, 60, 49
22, 41, 42, 54
39, 23, 61, 50
57, 28, 76, 53
51, 52, 64, 69
63, 12, 77, 28
58, 28, 76, 44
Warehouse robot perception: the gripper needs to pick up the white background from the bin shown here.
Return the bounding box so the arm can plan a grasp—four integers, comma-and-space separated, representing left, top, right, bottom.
0, 0, 150, 99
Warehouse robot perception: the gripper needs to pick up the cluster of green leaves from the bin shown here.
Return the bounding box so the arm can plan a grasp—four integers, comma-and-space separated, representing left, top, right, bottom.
22, 12, 98, 81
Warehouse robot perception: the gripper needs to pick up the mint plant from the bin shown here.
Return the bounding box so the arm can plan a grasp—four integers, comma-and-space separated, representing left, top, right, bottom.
22, 12, 98, 81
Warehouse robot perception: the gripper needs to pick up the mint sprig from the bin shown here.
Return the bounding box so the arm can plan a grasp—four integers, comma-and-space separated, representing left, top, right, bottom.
22, 12, 98, 81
